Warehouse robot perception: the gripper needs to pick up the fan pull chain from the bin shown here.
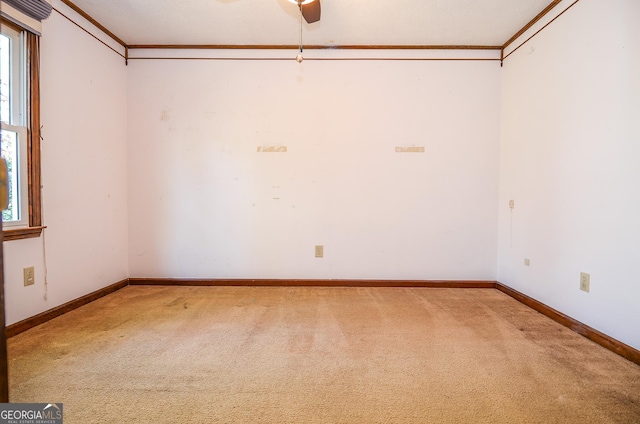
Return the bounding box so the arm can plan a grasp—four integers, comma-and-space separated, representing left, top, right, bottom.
296, 1, 304, 62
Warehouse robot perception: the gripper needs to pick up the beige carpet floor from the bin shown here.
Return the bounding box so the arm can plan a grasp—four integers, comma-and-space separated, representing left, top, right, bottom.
7, 286, 640, 423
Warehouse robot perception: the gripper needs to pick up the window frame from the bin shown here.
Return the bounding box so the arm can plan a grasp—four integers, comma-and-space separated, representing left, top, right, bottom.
1, 18, 43, 241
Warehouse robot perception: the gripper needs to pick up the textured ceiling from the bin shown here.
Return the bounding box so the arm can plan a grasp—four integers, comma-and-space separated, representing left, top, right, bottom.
63, 0, 555, 47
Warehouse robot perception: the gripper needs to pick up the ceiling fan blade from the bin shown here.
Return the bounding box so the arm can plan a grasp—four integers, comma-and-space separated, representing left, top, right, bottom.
301, 0, 321, 24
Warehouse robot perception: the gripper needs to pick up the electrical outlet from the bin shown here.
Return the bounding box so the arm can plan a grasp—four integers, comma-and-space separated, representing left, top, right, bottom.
580, 272, 590, 292
524, 258, 530, 266
509, 200, 515, 210
23, 266, 35, 287
315, 245, 324, 258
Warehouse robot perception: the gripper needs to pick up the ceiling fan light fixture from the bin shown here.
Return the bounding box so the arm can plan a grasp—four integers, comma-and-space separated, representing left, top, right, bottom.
288, 0, 316, 5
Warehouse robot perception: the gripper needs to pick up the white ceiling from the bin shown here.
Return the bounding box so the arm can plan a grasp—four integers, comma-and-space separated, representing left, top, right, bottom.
64, 0, 554, 47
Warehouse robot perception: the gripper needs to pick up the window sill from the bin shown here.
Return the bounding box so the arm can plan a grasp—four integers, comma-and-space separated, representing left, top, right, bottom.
3, 226, 46, 241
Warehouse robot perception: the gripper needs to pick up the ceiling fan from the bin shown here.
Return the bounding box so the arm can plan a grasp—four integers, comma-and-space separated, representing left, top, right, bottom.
288, 0, 321, 24
287, 0, 320, 62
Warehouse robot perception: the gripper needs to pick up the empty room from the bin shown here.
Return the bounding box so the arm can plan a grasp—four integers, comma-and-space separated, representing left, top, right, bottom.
1, 0, 639, 422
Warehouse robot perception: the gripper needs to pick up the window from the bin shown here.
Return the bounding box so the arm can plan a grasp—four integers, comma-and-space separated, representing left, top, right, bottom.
1, 22, 28, 227
1, 18, 43, 240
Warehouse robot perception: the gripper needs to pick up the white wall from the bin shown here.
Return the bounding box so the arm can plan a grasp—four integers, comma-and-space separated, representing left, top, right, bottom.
498, 0, 640, 349
127, 53, 501, 280
3, 0, 129, 325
